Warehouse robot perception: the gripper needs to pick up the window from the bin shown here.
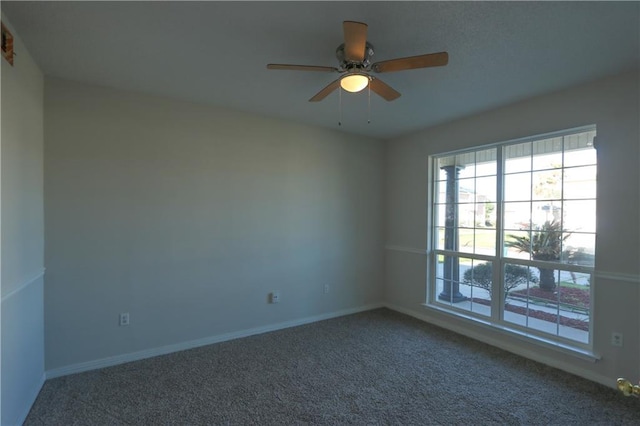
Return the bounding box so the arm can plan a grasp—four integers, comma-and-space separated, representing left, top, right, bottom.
428, 126, 596, 348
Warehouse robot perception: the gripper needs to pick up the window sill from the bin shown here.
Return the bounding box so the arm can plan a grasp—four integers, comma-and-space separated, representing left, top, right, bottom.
422, 303, 601, 363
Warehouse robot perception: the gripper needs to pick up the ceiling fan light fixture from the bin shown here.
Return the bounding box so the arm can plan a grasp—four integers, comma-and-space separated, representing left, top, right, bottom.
267, 20, 447, 103
340, 73, 370, 93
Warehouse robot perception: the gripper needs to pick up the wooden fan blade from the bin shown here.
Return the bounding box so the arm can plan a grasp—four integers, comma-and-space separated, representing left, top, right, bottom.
309, 79, 341, 102
267, 64, 339, 72
369, 77, 401, 101
371, 52, 448, 73
343, 21, 368, 62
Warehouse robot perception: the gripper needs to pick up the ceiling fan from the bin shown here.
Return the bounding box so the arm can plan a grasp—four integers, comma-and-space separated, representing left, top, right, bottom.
266, 21, 448, 102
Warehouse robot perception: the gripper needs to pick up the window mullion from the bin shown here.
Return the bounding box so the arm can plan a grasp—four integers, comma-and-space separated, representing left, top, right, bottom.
492, 147, 504, 322
427, 157, 437, 304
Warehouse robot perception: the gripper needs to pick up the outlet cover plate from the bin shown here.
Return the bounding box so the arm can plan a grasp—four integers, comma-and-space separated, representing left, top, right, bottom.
611, 332, 623, 347
119, 312, 130, 326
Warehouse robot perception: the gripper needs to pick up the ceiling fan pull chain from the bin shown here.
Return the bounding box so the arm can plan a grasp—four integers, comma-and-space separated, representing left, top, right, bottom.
367, 80, 371, 124
338, 86, 342, 126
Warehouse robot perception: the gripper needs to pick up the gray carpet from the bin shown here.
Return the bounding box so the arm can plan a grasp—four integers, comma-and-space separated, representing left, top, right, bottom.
25, 309, 640, 425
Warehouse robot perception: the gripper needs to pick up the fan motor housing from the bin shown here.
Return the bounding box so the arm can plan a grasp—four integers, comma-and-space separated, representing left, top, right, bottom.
336, 42, 374, 69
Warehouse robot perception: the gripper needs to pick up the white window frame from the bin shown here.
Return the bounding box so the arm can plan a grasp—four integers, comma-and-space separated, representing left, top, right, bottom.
426, 125, 597, 355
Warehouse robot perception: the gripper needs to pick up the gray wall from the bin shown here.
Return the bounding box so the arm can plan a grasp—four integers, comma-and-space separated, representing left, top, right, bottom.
384, 70, 640, 387
44, 78, 386, 372
0, 15, 45, 426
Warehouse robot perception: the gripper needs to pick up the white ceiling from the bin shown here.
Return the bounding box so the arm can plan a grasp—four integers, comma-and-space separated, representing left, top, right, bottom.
3, 1, 639, 139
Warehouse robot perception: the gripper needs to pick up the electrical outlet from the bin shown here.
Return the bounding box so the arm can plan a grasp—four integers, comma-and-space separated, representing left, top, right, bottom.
611, 332, 623, 347
119, 312, 130, 326
270, 291, 280, 304
324, 284, 330, 294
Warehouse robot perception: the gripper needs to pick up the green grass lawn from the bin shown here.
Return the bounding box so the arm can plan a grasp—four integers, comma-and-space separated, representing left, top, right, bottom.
437, 228, 496, 255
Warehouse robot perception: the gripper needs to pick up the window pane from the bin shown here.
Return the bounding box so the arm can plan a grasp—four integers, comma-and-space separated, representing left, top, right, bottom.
505, 219, 571, 263
504, 173, 531, 201
479, 202, 497, 228
564, 149, 596, 167
564, 133, 596, 167
563, 233, 595, 267
457, 203, 476, 228
531, 201, 561, 225
435, 180, 447, 204
506, 265, 589, 344
458, 228, 474, 254
563, 200, 596, 233
475, 176, 496, 204
436, 156, 455, 177
475, 149, 497, 177
458, 178, 475, 203
435, 204, 446, 228
436, 256, 491, 317
461, 259, 492, 317
504, 267, 559, 333
475, 229, 496, 255
438, 153, 478, 179
461, 260, 492, 299
532, 169, 562, 201
564, 130, 595, 149
532, 137, 563, 170
458, 164, 475, 180
504, 202, 531, 231
531, 231, 565, 263
505, 142, 532, 174
435, 227, 446, 250
502, 263, 539, 326
563, 166, 597, 199
435, 254, 461, 298
557, 273, 591, 343
504, 230, 531, 261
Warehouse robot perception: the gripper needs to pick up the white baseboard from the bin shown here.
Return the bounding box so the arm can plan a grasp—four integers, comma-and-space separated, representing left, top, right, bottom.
13, 372, 46, 426
46, 303, 385, 379
383, 303, 614, 389
44, 301, 614, 389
